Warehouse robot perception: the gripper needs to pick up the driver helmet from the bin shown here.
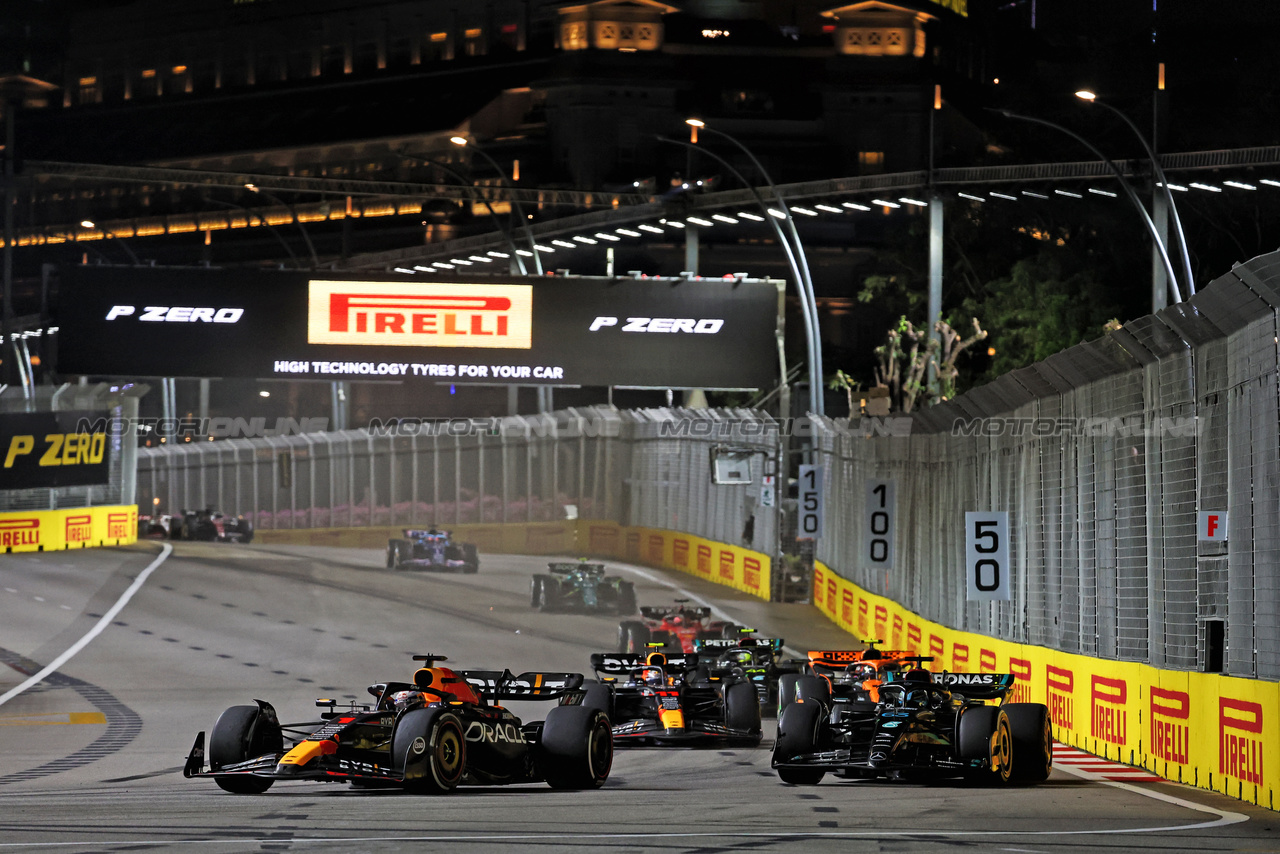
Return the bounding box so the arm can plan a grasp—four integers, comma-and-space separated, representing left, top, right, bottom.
641, 667, 665, 686
904, 667, 931, 683
390, 690, 427, 713
848, 663, 877, 683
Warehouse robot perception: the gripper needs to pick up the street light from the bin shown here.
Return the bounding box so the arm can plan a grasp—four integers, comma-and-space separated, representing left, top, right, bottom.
244, 184, 320, 268
990, 108, 1183, 307
685, 118, 825, 416
1075, 89, 1196, 297
656, 134, 807, 420
401, 150, 529, 275
450, 136, 542, 275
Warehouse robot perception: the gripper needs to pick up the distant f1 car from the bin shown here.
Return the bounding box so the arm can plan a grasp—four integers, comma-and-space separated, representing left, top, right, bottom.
771, 659, 1052, 786
777, 640, 913, 717
531, 561, 637, 614
617, 600, 744, 653
585, 651, 762, 747
140, 508, 254, 543
386, 529, 479, 573
693, 635, 797, 716
183, 654, 612, 794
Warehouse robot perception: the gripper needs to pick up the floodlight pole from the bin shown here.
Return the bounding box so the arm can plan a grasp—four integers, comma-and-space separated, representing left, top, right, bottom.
452, 137, 542, 275
993, 109, 1183, 308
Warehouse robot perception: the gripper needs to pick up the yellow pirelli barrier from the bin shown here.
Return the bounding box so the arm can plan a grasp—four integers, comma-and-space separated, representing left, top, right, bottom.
813, 561, 1279, 810
0, 505, 138, 553
574, 521, 772, 601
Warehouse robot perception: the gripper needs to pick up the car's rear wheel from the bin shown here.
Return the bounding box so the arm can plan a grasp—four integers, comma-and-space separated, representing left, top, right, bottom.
723, 681, 762, 738
617, 621, 650, 653
540, 706, 613, 789
208, 705, 281, 794
616, 582, 637, 615
776, 673, 801, 718
999, 704, 1053, 783
531, 576, 546, 609
774, 701, 825, 785
395, 708, 466, 794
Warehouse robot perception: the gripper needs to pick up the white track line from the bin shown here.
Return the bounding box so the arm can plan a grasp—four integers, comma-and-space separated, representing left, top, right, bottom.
0, 543, 172, 708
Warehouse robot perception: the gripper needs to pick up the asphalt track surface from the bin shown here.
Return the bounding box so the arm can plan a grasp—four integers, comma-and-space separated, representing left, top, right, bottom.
1, 542, 1276, 853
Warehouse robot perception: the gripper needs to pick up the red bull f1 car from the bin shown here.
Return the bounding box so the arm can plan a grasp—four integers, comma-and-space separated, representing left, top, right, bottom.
386, 529, 479, 573
617, 600, 744, 653
771, 661, 1052, 786
585, 651, 762, 746
183, 654, 611, 794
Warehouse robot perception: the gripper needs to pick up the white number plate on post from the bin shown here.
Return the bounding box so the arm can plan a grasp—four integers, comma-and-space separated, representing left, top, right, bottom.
965, 511, 1010, 601
864, 479, 894, 569
797, 464, 823, 541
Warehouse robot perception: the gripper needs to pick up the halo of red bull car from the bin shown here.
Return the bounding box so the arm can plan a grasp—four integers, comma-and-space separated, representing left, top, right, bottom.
185, 559, 1052, 795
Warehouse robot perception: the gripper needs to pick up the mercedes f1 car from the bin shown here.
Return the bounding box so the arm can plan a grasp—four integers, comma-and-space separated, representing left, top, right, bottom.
386, 529, 479, 573
771, 660, 1053, 786
531, 561, 637, 614
584, 651, 762, 746
692, 635, 797, 716
617, 600, 743, 653
183, 654, 612, 794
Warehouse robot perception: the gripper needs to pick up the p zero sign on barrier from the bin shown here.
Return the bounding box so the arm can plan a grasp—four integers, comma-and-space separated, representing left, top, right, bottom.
964, 511, 1010, 601
0, 411, 112, 489
797, 464, 823, 541
864, 479, 894, 569
56, 267, 781, 389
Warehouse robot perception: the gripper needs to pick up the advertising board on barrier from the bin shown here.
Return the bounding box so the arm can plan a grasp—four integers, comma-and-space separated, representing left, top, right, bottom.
812, 560, 1279, 809
0, 505, 137, 553
0, 411, 112, 490
57, 267, 782, 390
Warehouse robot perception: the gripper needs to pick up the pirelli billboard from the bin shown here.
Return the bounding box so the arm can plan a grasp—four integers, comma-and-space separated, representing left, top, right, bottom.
56, 267, 782, 389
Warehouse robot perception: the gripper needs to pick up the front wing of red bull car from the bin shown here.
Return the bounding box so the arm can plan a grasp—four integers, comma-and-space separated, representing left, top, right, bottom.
184, 654, 612, 793
587, 652, 762, 746
771, 670, 1052, 785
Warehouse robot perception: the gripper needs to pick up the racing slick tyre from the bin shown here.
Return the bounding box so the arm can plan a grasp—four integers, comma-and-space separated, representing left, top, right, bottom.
387, 540, 410, 570
773, 701, 825, 785
957, 705, 999, 760
461, 544, 480, 573
535, 578, 559, 611
394, 708, 467, 794
776, 673, 801, 718
531, 576, 548, 609
795, 675, 831, 710
540, 706, 613, 790
997, 704, 1053, 784
616, 581, 638, 616
617, 621, 650, 653
208, 705, 282, 794
723, 681, 763, 738
581, 682, 615, 719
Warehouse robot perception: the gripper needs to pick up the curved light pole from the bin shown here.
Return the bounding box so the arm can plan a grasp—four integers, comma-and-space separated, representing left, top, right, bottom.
657, 134, 809, 419
1075, 90, 1196, 296
199, 196, 303, 269
450, 136, 542, 275
245, 183, 320, 268
78, 220, 141, 265
686, 119, 825, 416
401, 151, 528, 275
991, 108, 1184, 306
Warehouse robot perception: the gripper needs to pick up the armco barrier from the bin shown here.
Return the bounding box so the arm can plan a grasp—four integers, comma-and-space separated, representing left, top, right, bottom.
814, 561, 1278, 809
0, 505, 138, 553
257, 521, 773, 601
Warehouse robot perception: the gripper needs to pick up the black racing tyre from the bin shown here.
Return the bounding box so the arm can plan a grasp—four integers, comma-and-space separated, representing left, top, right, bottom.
238, 520, 254, 543
536, 578, 558, 611
957, 705, 999, 760
388, 540, 410, 570
618, 621, 650, 653
386, 544, 397, 569
1000, 703, 1053, 783
724, 681, 762, 736
208, 705, 281, 794
581, 682, 615, 719
777, 673, 801, 718
616, 582, 637, 615
540, 706, 613, 790
530, 576, 546, 609
795, 675, 831, 709
394, 708, 466, 794
461, 544, 480, 573
773, 701, 825, 785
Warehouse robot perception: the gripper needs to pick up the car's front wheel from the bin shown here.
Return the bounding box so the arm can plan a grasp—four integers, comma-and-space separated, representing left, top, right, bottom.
394, 708, 467, 794
208, 704, 281, 794
540, 706, 613, 789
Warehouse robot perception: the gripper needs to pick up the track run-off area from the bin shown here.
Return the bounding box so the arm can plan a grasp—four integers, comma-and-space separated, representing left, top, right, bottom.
0, 542, 1275, 853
